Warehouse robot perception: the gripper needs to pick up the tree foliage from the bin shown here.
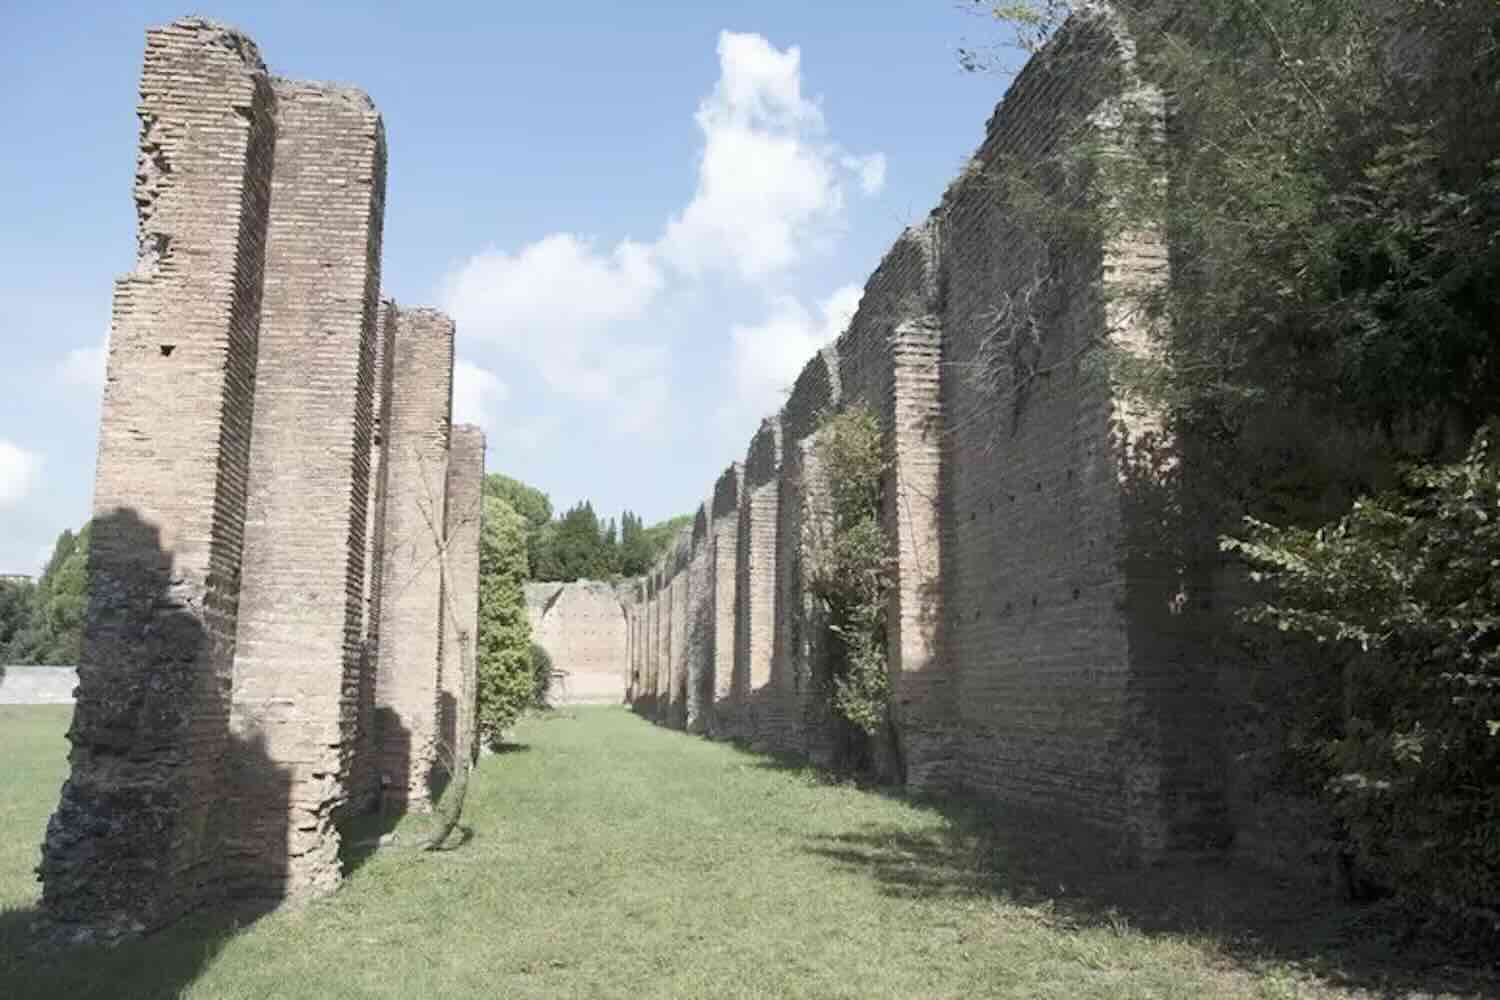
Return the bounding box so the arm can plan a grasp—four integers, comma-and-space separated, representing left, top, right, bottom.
4, 524, 89, 665
475, 497, 536, 749
807, 405, 895, 742
1226, 429, 1500, 916
970, 0, 1500, 912
972, 0, 1500, 441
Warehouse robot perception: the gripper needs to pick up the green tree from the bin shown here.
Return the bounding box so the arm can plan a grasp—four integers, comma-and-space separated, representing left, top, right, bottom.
10, 524, 90, 665
551, 501, 610, 581
483, 473, 551, 531
474, 496, 535, 748
0, 577, 35, 662
618, 511, 654, 576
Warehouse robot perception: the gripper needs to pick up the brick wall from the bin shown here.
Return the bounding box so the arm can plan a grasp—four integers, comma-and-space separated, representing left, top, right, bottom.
442, 425, 485, 765
42, 17, 277, 935
623, 6, 1230, 862
228, 77, 386, 902
525, 581, 628, 704
373, 306, 454, 812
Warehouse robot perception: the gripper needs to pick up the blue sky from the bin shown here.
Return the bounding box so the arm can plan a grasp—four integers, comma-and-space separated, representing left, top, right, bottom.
0, 0, 1019, 574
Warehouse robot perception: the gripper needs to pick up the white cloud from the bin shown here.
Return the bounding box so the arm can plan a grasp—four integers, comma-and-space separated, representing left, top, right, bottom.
0, 440, 41, 508
660, 31, 882, 281
452, 358, 508, 432
440, 30, 884, 442
445, 233, 663, 403
719, 283, 862, 438
57, 334, 108, 390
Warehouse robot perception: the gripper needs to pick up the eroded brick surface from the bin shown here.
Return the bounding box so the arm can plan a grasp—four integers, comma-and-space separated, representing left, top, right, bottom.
442, 425, 485, 765
42, 17, 276, 936
228, 76, 386, 903
525, 581, 629, 704
373, 306, 454, 812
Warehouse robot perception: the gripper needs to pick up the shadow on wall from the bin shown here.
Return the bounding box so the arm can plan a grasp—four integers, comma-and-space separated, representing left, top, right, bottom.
1118, 427, 1232, 856
1, 507, 293, 999
731, 747, 1498, 999
428, 690, 458, 805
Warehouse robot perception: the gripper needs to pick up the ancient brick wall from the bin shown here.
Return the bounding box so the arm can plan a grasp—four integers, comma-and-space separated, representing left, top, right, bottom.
769, 349, 839, 757
685, 506, 713, 733
668, 533, 691, 728
41, 18, 277, 935
352, 301, 398, 812
373, 306, 454, 812
707, 464, 741, 738
47, 17, 473, 936
227, 77, 386, 902
442, 425, 485, 767
624, 7, 1230, 861
525, 581, 628, 704
737, 420, 781, 749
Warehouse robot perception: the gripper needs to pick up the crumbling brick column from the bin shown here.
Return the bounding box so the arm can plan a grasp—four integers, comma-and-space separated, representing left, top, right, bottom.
227, 78, 386, 902
685, 506, 712, 733
352, 301, 398, 812
373, 306, 454, 812
40, 18, 276, 937
668, 537, 690, 729
441, 424, 485, 768
707, 464, 741, 739
884, 314, 948, 790
738, 418, 782, 750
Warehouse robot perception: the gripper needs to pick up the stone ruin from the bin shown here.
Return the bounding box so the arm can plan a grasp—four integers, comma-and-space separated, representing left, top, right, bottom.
622, 7, 1244, 863
39, 18, 483, 938
524, 581, 633, 705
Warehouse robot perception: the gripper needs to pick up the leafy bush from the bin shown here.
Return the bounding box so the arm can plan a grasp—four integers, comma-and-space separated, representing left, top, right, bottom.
530, 642, 555, 708
1225, 428, 1500, 916
807, 405, 895, 739
475, 497, 535, 748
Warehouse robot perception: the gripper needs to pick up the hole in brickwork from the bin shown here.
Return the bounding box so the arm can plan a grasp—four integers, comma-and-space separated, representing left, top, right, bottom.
159, 344, 176, 357
1072, 587, 1081, 600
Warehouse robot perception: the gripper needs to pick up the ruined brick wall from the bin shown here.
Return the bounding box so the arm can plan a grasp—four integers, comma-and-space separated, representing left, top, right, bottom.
668, 533, 691, 728
623, 6, 1230, 861
685, 506, 713, 733
770, 349, 839, 757
228, 77, 385, 902
46, 17, 471, 936
442, 425, 485, 766
41, 18, 277, 935
374, 306, 454, 812
738, 420, 781, 749
352, 301, 397, 812
525, 581, 628, 704
707, 464, 741, 738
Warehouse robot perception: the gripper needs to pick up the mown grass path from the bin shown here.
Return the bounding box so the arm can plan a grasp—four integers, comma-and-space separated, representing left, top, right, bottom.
1, 706, 1489, 998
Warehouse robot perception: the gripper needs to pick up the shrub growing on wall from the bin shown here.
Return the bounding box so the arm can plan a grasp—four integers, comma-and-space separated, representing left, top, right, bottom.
807, 404, 896, 743
475, 496, 535, 748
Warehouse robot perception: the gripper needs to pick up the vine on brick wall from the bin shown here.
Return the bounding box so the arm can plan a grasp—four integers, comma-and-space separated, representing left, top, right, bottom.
807, 404, 896, 738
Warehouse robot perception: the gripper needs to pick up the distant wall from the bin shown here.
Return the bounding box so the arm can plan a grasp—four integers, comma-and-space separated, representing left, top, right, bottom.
525, 581, 628, 705
0, 667, 79, 705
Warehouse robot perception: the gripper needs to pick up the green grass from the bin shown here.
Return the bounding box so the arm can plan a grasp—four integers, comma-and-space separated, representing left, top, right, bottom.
1, 706, 1491, 998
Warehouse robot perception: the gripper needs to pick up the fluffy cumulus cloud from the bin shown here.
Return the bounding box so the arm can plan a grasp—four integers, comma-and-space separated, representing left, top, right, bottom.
441, 30, 884, 441
0, 439, 41, 508
720, 283, 862, 434
660, 32, 884, 280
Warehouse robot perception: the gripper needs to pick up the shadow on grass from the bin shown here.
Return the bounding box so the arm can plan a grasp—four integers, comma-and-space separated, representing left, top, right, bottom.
737, 747, 1500, 998
0, 898, 280, 1000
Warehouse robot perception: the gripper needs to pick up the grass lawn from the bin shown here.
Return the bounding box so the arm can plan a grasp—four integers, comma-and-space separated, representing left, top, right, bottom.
1, 705, 1492, 999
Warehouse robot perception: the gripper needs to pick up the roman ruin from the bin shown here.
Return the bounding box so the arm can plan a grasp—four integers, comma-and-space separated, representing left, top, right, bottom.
621, 7, 1226, 861
41, 17, 480, 939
